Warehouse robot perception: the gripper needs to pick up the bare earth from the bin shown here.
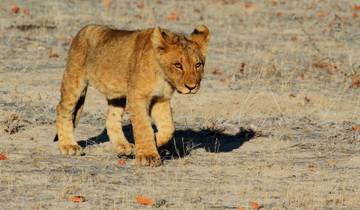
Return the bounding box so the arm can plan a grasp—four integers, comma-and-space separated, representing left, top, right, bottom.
0, 0, 360, 209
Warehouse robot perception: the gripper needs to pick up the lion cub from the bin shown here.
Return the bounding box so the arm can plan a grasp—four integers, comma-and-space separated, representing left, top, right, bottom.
54, 24, 210, 166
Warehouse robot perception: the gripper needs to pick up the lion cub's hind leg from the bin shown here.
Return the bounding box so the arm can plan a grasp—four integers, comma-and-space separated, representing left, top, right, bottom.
56, 72, 87, 156
106, 98, 135, 157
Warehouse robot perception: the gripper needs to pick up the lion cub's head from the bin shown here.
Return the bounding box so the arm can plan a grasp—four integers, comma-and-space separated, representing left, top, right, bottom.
151, 25, 210, 94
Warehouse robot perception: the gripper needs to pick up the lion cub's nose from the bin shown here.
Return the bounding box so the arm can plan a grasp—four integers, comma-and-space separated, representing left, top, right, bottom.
185, 84, 197, 91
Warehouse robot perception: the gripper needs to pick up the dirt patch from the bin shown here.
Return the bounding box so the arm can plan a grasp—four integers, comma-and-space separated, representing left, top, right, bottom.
0, 0, 359, 209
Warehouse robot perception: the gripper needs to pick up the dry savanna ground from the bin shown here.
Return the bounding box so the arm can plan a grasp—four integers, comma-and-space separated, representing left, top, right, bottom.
0, 0, 360, 209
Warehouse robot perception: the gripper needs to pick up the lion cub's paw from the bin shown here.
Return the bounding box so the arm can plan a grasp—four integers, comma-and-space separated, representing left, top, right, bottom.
136, 150, 161, 167
59, 143, 84, 156
115, 143, 135, 157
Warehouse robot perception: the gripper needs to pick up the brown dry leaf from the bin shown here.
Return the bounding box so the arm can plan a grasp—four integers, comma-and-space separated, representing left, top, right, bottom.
239, 62, 246, 74
291, 34, 297, 41
102, 0, 112, 10
68, 196, 86, 203
353, 5, 360, 11
237, 207, 245, 210
316, 11, 328, 18
352, 13, 359, 19
250, 201, 262, 209
299, 73, 305, 80
244, 2, 257, 9
350, 74, 360, 88
352, 125, 360, 132
48, 51, 59, 58
134, 14, 143, 19
166, 11, 179, 21
312, 63, 328, 69
312, 62, 338, 75
304, 96, 310, 103
22, 8, 30, 16
136, 195, 153, 206
0, 153, 8, 161
270, 0, 277, 6
244, 2, 257, 14
11, 4, 20, 14
276, 11, 283, 17
137, 1, 144, 9
118, 159, 126, 166
308, 163, 316, 168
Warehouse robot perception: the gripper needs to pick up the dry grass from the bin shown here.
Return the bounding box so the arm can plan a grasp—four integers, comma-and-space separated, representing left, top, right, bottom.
0, 0, 360, 209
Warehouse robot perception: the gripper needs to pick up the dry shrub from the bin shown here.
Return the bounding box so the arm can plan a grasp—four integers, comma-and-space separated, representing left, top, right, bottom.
3, 113, 23, 134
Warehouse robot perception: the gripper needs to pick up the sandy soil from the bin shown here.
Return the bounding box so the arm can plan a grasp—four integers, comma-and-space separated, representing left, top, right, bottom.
0, 0, 360, 209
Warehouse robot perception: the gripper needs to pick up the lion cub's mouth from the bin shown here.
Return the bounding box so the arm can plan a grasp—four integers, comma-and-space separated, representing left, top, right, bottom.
177, 89, 193, 94
176, 86, 199, 94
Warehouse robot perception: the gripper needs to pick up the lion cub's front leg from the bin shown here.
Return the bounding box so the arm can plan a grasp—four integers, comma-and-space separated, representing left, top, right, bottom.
128, 95, 161, 167
151, 99, 175, 147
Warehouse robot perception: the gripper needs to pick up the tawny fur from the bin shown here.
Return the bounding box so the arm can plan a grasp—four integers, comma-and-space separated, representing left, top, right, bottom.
55, 24, 210, 166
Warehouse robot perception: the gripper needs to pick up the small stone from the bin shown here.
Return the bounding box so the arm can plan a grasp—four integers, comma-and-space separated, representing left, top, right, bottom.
154, 199, 166, 208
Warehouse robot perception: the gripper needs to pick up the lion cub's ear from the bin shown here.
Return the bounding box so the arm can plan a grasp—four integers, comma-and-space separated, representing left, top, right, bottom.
152, 27, 179, 52
190, 25, 210, 56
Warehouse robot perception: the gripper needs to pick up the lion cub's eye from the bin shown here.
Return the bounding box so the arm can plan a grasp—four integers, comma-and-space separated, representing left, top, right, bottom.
195, 62, 202, 69
174, 63, 183, 70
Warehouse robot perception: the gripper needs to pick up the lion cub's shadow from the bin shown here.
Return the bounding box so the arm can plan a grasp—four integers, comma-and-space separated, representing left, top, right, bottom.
77, 125, 255, 159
